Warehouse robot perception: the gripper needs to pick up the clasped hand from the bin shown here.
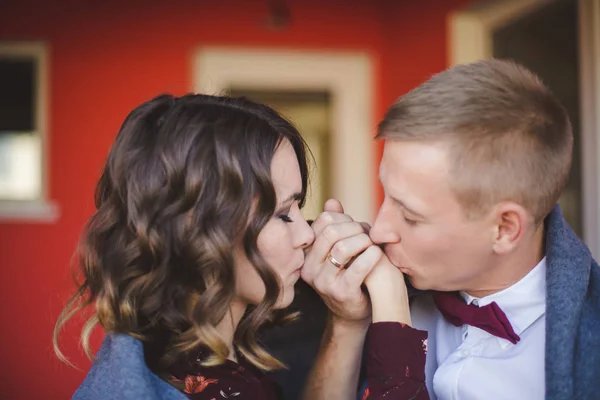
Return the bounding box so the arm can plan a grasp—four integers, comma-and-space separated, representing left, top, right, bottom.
301, 199, 411, 327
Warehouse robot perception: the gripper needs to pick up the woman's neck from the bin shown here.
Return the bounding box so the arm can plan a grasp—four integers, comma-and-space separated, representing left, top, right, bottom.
216, 298, 248, 362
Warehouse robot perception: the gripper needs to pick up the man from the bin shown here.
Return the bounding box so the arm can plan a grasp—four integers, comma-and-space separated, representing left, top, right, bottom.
300, 59, 600, 399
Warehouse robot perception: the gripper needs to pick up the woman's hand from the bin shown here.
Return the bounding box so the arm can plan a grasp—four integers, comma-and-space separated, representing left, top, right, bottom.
364, 251, 412, 326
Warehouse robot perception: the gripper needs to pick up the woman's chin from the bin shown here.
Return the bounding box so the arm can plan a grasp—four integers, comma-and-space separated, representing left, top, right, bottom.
274, 290, 295, 309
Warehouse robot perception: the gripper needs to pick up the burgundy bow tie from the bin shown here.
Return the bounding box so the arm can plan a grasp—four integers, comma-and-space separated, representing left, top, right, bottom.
433, 291, 520, 344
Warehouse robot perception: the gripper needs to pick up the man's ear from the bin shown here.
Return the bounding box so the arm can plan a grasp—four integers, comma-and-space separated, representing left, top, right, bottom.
491, 202, 529, 254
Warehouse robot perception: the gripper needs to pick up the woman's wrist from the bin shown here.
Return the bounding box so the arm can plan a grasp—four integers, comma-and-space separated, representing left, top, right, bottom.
368, 279, 411, 325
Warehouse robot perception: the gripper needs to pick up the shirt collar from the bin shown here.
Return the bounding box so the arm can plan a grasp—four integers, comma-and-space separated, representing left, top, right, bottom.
460, 257, 547, 345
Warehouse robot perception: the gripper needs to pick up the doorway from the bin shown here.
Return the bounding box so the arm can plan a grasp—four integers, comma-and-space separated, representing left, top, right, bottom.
492, 0, 582, 236
449, 0, 600, 254
194, 48, 375, 223
228, 89, 332, 221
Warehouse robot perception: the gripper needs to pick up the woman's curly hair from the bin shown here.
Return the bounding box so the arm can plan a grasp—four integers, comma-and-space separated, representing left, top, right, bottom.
53, 93, 310, 372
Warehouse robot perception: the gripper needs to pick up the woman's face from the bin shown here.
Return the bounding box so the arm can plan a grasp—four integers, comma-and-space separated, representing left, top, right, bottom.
234, 139, 315, 308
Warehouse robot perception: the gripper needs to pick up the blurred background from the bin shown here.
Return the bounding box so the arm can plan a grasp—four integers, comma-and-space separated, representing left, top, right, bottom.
1, 0, 599, 398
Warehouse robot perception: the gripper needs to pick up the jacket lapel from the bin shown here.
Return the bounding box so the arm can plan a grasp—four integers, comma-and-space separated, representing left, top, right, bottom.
544, 205, 592, 400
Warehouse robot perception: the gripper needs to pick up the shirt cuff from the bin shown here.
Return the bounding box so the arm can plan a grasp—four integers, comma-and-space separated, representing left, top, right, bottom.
366, 322, 428, 382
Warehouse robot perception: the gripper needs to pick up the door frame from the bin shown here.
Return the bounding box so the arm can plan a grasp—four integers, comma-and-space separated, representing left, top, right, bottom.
448, 0, 600, 257
193, 48, 376, 223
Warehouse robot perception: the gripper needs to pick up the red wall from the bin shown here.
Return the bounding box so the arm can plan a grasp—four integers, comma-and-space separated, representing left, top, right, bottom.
0, 0, 469, 397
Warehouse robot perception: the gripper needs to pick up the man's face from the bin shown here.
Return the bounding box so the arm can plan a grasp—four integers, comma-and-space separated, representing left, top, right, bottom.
370, 139, 496, 292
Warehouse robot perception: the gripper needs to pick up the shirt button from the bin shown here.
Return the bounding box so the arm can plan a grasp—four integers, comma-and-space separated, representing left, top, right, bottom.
460, 349, 470, 357
472, 299, 479, 306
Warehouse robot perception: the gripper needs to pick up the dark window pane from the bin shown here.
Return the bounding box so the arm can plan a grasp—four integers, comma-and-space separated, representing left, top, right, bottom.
0, 58, 35, 131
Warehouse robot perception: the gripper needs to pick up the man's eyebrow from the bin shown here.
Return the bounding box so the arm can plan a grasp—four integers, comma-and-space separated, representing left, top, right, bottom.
379, 172, 425, 218
391, 195, 425, 218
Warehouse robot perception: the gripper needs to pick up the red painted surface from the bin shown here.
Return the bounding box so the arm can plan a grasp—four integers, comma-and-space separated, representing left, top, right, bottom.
0, 0, 469, 397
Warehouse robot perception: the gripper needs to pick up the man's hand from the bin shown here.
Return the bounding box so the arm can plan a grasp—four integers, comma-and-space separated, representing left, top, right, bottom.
301, 199, 379, 400
302, 199, 379, 327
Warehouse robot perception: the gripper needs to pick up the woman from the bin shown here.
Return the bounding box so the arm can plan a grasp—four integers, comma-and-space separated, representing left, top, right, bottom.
54, 93, 427, 399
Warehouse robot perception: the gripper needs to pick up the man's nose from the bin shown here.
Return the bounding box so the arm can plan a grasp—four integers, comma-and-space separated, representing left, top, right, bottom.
370, 207, 399, 245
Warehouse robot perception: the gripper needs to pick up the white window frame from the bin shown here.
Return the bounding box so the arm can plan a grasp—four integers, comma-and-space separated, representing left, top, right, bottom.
448, 0, 600, 258
194, 48, 375, 223
0, 41, 58, 222
579, 0, 600, 259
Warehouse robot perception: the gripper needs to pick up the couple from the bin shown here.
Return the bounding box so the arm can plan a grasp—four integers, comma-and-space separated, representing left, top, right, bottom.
54, 59, 600, 400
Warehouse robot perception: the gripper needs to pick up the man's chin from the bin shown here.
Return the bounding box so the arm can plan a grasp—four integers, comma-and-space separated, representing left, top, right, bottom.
406, 275, 432, 291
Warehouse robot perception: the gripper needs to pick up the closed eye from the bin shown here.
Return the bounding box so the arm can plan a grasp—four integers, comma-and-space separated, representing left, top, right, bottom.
403, 215, 418, 226
278, 214, 293, 223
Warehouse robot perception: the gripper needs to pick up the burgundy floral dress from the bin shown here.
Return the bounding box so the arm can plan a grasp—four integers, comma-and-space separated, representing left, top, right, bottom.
165, 322, 428, 400
166, 349, 280, 400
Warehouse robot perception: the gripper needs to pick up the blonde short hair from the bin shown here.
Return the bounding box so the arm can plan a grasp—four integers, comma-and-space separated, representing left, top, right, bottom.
377, 59, 573, 223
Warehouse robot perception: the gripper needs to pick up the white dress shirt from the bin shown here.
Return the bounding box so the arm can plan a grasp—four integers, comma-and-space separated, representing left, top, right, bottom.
411, 258, 547, 400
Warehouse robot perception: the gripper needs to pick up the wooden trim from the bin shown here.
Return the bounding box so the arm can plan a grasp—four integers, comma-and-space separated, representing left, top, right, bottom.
579, 0, 600, 257
193, 48, 375, 222
448, 0, 600, 256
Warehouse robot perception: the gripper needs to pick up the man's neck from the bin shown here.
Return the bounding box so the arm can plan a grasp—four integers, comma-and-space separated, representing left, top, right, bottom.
465, 225, 545, 298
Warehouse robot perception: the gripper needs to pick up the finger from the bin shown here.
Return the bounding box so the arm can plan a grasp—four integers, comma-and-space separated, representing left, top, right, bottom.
302, 222, 366, 283
312, 221, 367, 263
311, 210, 354, 236
312, 257, 342, 296
360, 222, 371, 234
312, 235, 372, 294
324, 198, 344, 213
328, 233, 373, 266
339, 245, 383, 290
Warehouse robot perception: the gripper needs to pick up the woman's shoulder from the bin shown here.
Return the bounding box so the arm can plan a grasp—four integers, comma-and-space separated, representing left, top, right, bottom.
73, 333, 186, 400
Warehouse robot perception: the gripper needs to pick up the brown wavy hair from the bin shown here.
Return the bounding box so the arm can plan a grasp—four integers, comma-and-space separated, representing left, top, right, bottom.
53, 93, 310, 372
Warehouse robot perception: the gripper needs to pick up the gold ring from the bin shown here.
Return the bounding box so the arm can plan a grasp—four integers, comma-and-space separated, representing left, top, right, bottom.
327, 254, 345, 269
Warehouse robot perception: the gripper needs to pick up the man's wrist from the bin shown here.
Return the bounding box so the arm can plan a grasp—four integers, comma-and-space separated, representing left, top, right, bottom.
327, 312, 370, 338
